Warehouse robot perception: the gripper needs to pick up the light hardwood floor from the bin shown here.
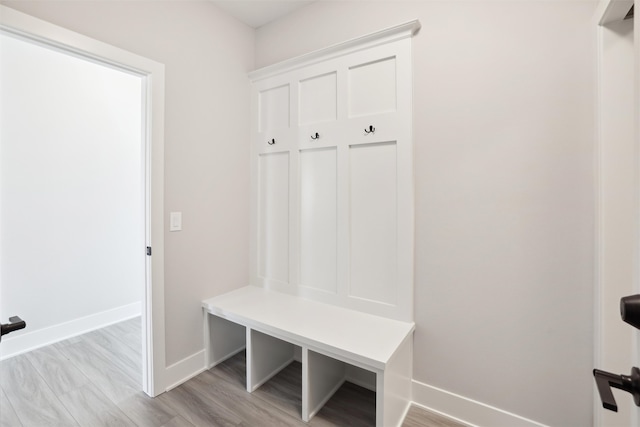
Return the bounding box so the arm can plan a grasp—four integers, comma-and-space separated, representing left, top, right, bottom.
0, 318, 465, 427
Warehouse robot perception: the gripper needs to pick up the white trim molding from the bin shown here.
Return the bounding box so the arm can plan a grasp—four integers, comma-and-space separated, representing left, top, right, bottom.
164, 350, 207, 392
594, 0, 634, 26
592, 1, 639, 425
412, 380, 549, 427
248, 19, 420, 81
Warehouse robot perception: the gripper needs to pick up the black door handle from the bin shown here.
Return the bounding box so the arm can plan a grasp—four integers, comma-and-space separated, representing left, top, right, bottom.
0, 316, 26, 342
621, 294, 640, 329
593, 367, 640, 411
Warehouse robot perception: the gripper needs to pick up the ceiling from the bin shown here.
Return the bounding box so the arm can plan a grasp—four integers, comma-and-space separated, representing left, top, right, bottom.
211, 0, 316, 28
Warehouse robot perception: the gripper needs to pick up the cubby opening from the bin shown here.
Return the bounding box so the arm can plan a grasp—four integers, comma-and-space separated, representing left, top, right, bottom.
209, 348, 376, 425
205, 314, 246, 370
303, 349, 377, 423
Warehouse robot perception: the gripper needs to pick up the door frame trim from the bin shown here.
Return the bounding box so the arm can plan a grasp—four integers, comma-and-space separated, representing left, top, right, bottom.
595, 0, 634, 25
0, 5, 167, 396
593, 0, 638, 425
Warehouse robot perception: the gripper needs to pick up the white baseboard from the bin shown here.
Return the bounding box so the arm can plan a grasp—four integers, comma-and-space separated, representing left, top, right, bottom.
411, 380, 549, 427
165, 350, 207, 391
0, 302, 141, 360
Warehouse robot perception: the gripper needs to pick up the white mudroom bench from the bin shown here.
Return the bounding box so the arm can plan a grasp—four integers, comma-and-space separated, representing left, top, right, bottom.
203, 20, 420, 427
202, 286, 415, 426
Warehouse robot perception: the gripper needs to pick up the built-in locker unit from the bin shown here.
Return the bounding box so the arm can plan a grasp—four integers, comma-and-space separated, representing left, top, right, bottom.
204, 20, 420, 427
250, 22, 417, 323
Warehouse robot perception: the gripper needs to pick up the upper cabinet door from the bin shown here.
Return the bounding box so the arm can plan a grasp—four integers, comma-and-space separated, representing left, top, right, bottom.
254, 78, 296, 154
298, 71, 338, 126
348, 56, 397, 118
296, 64, 342, 151
259, 83, 290, 132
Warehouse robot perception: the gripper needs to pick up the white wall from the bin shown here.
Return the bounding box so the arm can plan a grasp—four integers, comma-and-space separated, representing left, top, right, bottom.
0, 32, 143, 356
0, 0, 255, 367
0, 2, 599, 425
255, 2, 596, 426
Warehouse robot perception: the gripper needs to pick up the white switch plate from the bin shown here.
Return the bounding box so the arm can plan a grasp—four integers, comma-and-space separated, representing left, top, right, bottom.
170, 212, 182, 231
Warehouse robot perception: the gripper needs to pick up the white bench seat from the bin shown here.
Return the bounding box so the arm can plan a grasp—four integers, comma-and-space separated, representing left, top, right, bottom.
202, 285, 415, 426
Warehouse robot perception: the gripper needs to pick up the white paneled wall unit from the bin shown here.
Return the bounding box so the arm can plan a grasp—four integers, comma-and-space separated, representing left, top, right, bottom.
250, 22, 417, 322
205, 20, 419, 427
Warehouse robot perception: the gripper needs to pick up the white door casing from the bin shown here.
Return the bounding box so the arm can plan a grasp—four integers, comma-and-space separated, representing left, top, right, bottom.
594, 0, 639, 425
0, 6, 167, 396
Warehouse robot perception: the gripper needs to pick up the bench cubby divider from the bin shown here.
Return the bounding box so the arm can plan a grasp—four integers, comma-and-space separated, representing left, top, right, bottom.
377, 332, 413, 427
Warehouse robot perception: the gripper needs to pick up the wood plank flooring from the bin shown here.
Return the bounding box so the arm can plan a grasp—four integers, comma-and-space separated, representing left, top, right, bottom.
0, 318, 466, 427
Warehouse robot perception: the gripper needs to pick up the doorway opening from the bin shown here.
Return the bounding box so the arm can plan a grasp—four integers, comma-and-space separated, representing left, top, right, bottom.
0, 29, 145, 388
0, 6, 166, 397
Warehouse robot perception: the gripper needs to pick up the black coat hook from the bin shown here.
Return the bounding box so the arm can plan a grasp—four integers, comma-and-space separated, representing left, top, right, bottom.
364, 125, 375, 134
311, 133, 319, 140
267, 139, 276, 145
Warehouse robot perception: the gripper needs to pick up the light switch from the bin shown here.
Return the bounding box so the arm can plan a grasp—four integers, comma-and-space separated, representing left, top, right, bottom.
170, 212, 182, 231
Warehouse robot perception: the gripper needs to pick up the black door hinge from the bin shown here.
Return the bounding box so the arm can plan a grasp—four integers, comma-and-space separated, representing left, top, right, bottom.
146, 246, 152, 256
